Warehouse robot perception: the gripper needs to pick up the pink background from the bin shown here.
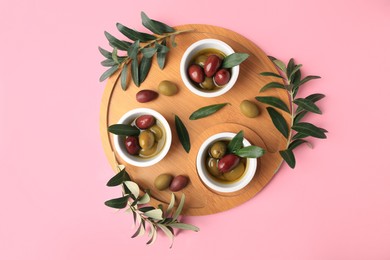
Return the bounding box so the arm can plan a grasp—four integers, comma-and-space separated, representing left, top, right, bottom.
1, 0, 389, 259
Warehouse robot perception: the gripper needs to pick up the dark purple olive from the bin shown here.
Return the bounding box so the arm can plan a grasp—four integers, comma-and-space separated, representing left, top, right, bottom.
136, 89, 158, 103
204, 55, 222, 77
125, 136, 141, 155
169, 175, 189, 192
135, 115, 155, 129
218, 154, 240, 173
214, 69, 231, 86
188, 64, 205, 83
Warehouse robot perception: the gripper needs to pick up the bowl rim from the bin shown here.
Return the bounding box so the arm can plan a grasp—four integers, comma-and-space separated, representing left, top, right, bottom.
180, 38, 239, 98
196, 132, 257, 193
113, 108, 172, 167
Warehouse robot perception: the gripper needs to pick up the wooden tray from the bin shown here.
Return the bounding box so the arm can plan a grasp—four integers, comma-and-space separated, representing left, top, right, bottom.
100, 24, 290, 216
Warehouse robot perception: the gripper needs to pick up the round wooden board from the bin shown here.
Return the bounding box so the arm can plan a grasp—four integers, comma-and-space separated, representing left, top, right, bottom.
100, 24, 290, 216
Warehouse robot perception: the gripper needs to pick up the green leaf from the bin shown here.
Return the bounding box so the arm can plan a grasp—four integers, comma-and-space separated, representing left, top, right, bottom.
127, 40, 139, 59
227, 130, 244, 153
166, 193, 175, 216
296, 75, 321, 88
137, 193, 150, 204
104, 195, 130, 209
116, 23, 156, 42
131, 58, 140, 87
168, 223, 200, 231
234, 146, 265, 158
144, 209, 163, 220
112, 47, 119, 64
157, 39, 168, 69
131, 220, 146, 238
98, 47, 112, 59
279, 149, 296, 169
292, 132, 309, 140
120, 63, 128, 90
107, 124, 140, 136
293, 111, 308, 124
174, 115, 190, 153
286, 58, 295, 78
138, 206, 155, 213
306, 93, 326, 102
221, 53, 249, 68
256, 96, 290, 113
172, 194, 185, 221
139, 56, 152, 84
104, 31, 130, 51
101, 59, 117, 67
292, 122, 327, 139
141, 11, 174, 34
288, 139, 313, 150
259, 71, 284, 79
293, 98, 322, 114
170, 34, 177, 47
266, 107, 289, 139
291, 67, 301, 88
288, 64, 302, 82
189, 103, 229, 120
141, 47, 157, 58
124, 181, 140, 198
99, 65, 119, 82
156, 41, 170, 53
106, 168, 130, 187
260, 82, 286, 92
146, 226, 157, 245
157, 224, 174, 248
273, 59, 286, 72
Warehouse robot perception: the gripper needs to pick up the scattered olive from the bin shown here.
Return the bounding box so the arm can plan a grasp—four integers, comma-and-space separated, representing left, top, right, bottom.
154, 174, 173, 191
136, 89, 158, 103
139, 143, 158, 157
158, 80, 178, 96
135, 115, 156, 129
138, 130, 155, 150
204, 55, 221, 77
149, 124, 163, 140
188, 64, 205, 83
223, 162, 245, 181
169, 175, 189, 192
214, 69, 231, 86
218, 154, 240, 173
195, 54, 208, 67
200, 77, 215, 90
125, 136, 141, 155
209, 141, 227, 159
240, 100, 259, 118
206, 157, 221, 177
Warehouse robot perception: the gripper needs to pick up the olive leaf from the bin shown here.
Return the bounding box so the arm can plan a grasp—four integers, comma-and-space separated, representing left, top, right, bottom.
120, 63, 129, 90
139, 56, 152, 84
292, 122, 327, 139
157, 39, 168, 69
116, 23, 156, 42
279, 149, 296, 169
104, 195, 130, 209
98, 46, 113, 59
234, 146, 265, 158
189, 103, 229, 120
104, 31, 131, 51
106, 168, 130, 187
227, 130, 244, 153
99, 65, 119, 82
101, 59, 117, 67
266, 107, 289, 138
167, 223, 200, 231
293, 98, 322, 114
256, 96, 290, 113
141, 11, 174, 34
259, 82, 286, 92
174, 115, 190, 153
288, 139, 313, 150
221, 53, 249, 68
108, 124, 140, 136
259, 71, 284, 79
131, 58, 140, 87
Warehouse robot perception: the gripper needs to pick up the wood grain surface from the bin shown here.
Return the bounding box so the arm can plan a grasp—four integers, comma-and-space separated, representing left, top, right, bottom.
100, 24, 290, 216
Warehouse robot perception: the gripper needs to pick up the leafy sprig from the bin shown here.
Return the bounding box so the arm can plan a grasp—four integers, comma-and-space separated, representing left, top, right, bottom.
105, 167, 199, 247
227, 131, 265, 158
99, 12, 193, 89
189, 103, 230, 120
258, 57, 327, 169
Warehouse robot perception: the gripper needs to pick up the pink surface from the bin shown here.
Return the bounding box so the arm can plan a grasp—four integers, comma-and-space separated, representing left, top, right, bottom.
1, 0, 389, 259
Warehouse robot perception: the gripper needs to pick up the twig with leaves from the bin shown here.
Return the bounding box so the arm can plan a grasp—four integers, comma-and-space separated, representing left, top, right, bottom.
257, 57, 328, 169
99, 12, 193, 89
104, 167, 199, 247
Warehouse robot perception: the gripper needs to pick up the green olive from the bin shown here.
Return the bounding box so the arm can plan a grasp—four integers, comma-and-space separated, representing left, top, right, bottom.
149, 125, 163, 141
158, 80, 178, 96
139, 143, 158, 157
223, 162, 245, 182
138, 130, 155, 150
240, 100, 260, 118
154, 174, 173, 191
209, 141, 227, 159
200, 77, 215, 90
206, 157, 221, 177
195, 55, 208, 67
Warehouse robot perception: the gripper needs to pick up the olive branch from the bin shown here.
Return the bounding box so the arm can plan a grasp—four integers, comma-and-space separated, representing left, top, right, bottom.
257, 57, 328, 169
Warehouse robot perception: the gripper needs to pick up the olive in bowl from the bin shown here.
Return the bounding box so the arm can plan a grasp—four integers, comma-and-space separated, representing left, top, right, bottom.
196, 132, 257, 193
112, 108, 172, 167
180, 39, 239, 98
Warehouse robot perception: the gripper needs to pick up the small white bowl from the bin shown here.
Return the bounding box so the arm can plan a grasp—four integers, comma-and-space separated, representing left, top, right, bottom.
196, 132, 257, 193
180, 39, 239, 98
113, 108, 172, 167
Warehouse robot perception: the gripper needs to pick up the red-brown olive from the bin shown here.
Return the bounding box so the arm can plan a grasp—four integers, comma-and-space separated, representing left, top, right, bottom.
136, 89, 158, 103
135, 115, 155, 129
169, 175, 189, 192
188, 64, 205, 83
125, 136, 141, 155
218, 154, 240, 173
214, 69, 231, 86
204, 55, 222, 77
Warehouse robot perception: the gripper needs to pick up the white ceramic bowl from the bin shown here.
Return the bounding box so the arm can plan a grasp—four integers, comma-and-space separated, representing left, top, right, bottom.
180, 39, 239, 98
113, 108, 172, 167
196, 132, 257, 193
